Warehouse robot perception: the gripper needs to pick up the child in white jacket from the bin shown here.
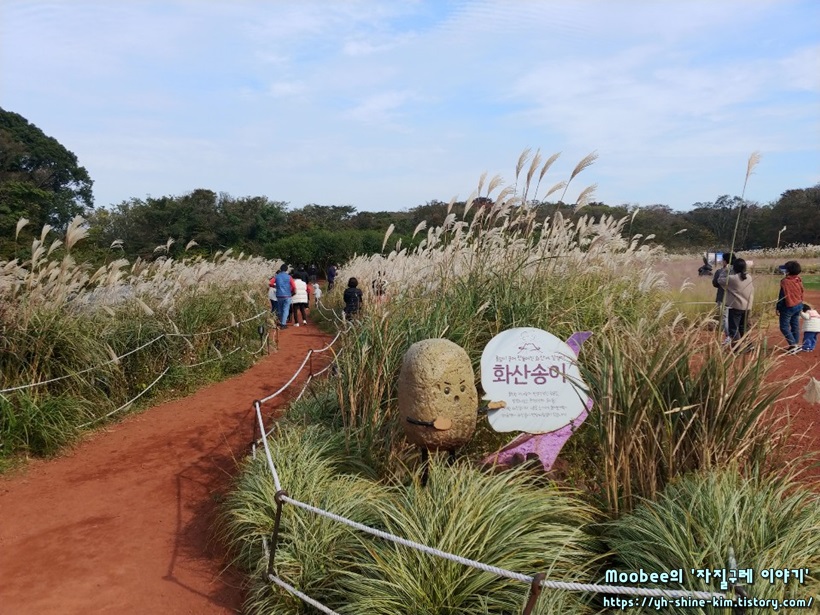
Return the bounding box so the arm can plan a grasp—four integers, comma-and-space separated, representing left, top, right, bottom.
800, 304, 820, 352
312, 282, 323, 307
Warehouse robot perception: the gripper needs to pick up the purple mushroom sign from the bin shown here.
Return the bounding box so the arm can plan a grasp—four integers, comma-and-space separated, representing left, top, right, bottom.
481, 327, 592, 471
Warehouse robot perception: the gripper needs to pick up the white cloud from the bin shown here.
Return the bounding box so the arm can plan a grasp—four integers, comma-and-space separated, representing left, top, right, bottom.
1, 0, 817, 212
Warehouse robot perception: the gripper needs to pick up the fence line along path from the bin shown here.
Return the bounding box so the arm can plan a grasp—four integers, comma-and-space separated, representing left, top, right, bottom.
0, 325, 332, 615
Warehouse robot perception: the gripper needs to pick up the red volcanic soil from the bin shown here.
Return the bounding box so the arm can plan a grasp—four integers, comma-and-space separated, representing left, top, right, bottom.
0, 325, 331, 615
764, 290, 820, 483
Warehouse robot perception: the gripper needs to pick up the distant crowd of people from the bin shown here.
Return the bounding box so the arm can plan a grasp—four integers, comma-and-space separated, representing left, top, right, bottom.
267, 264, 389, 329
713, 254, 817, 354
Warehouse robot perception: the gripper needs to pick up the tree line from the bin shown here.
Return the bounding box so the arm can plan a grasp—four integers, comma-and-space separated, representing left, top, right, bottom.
2, 107, 819, 266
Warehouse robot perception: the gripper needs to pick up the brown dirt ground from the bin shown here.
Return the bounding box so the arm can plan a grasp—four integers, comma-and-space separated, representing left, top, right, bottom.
0, 324, 332, 615
763, 289, 820, 484
0, 291, 818, 615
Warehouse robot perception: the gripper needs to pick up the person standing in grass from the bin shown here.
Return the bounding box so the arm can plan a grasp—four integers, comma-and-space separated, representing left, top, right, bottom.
712, 252, 735, 343
776, 260, 804, 354
372, 271, 388, 303
343, 277, 363, 320
800, 304, 820, 352
274, 264, 296, 329
718, 258, 754, 349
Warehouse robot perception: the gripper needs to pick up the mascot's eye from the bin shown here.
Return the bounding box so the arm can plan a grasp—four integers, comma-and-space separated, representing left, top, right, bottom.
444, 386, 450, 395
460, 384, 466, 393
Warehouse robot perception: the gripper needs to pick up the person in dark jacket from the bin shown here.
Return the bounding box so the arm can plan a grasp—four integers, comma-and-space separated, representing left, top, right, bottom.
343, 277, 363, 320
326, 264, 338, 291
712, 252, 735, 341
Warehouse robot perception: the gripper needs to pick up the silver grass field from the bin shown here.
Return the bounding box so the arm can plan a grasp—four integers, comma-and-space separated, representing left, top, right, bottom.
221, 153, 819, 614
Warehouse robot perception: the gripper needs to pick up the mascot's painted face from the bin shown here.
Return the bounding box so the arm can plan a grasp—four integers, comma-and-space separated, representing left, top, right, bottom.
398, 338, 478, 450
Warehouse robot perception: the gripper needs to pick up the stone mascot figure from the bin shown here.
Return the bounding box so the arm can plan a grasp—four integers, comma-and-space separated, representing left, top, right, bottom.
398, 339, 479, 481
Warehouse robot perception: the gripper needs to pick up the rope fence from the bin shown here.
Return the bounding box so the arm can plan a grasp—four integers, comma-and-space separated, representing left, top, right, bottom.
3, 310, 273, 431
74, 332, 273, 429
0, 310, 270, 394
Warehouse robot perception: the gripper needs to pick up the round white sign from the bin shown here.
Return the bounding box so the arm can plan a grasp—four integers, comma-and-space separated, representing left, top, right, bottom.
480, 327, 589, 434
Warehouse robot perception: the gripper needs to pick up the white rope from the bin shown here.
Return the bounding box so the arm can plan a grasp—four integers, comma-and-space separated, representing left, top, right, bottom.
294, 375, 313, 402
255, 400, 282, 492
244, 334, 270, 356
166, 310, 268, 337
258, 351, 313, 404
0, 310, 268, 393
278, 495, 725, 600
313, 330, 342, 353
291, 349, 341, 403
312, 358, 336, 377
267, 575, 341, 615
184, 346, 242, 368
78, 366, 171, 428
0, 335, 165, 393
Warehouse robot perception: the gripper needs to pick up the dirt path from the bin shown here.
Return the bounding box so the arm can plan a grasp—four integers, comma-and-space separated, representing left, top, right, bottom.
764, 289, 820, 484
0, 324, 332, 615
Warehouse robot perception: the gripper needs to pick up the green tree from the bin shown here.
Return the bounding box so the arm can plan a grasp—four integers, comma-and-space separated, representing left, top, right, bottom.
0, 108, 93, 230
769, 185, 820, 246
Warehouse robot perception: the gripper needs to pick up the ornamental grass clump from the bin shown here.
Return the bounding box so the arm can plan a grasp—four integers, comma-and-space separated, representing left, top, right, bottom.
606, 467, 820, 614
577, 319, 798, 516
340, 460, 602, 615
220, 424, 390, 615
0, 216, 278, 459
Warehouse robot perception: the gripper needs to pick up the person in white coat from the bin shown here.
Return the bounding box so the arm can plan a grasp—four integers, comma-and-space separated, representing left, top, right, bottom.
800, 304, 820, 352
291, 273, 310, 326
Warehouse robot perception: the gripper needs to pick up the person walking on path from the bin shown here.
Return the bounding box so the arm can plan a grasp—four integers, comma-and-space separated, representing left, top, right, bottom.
343, 277, 363, 320
291, 272, 310, 326
776, 260, 804, 354
312, 280, 323, 307
712, 252, 735, 343
268, 276, 277, 313
718, 258, 754, 350
274, 264, 296, 329
800, 304, 820, 352
326, 264, 337, 291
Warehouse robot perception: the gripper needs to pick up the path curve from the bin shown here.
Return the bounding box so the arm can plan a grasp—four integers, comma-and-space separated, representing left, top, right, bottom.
0, 325, 332, 615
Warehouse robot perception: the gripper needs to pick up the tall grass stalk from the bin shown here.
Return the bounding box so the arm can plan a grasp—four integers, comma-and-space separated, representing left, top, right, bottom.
719, 151, 762, 338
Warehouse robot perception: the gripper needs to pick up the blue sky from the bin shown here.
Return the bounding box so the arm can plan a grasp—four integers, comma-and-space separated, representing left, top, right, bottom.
2, 0, 818, 213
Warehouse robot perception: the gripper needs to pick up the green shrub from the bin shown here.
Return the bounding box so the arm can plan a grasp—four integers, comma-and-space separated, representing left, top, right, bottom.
341, 460, 602, 615
0, 393, 94, 456
606, 467, 820, 614
220, 424, 389, 614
